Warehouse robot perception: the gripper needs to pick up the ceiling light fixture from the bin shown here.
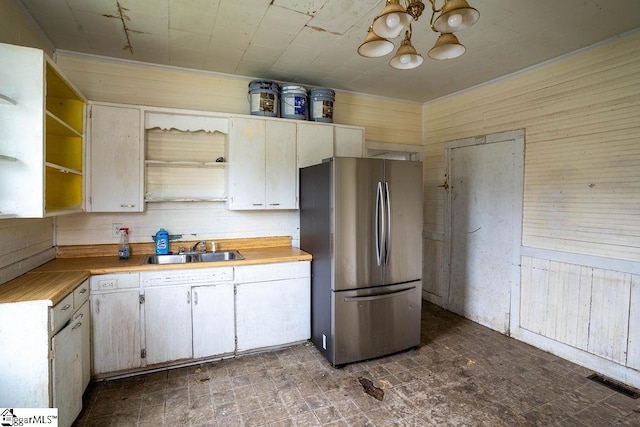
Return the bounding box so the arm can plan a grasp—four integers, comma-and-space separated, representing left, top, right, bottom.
359, 0, 479, 70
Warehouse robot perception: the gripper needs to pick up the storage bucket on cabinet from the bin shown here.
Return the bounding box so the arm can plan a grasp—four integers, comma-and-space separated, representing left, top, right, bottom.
248, 80, 279, 117
309, 88, 335, 123
280, 85, 308, 120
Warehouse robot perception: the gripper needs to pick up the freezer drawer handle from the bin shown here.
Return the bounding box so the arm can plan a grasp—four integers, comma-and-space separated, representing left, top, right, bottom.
343, 286, 416, 302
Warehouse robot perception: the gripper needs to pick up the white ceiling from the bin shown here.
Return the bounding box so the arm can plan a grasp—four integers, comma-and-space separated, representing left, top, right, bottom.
13, 0, 640, 102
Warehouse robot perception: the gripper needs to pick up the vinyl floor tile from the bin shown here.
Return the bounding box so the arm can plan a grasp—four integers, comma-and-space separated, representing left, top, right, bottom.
73, 302, 639, 426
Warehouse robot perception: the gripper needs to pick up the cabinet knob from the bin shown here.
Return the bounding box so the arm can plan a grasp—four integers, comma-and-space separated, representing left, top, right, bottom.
72, 322, 82, 330
61, 304, 71, 311
79, 288, 87, 294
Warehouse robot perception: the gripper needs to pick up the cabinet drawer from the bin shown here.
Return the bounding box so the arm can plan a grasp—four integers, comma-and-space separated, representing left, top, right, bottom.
91, 273, 140, 291
73, 279, 90, 307
141, 267, 233, 287
235, 261, 310, 283
51, 292, 74, 333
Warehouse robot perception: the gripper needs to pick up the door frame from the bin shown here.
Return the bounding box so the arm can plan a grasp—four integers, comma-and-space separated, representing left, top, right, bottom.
442, 129, 525, 335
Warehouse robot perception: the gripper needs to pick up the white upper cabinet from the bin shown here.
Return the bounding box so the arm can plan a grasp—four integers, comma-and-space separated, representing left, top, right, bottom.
0, 43, 86, 218
297, 122, 364, 169
87, 103, 143, 212
228, 117, 297, 210
297, 122, 334, 169
334, 125, 364, 158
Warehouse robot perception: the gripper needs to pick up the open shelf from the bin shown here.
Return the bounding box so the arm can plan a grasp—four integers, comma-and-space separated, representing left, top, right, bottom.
145, 197, 227, 203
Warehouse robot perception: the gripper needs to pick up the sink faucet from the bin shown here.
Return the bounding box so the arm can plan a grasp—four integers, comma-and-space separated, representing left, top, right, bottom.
190, 241, 206, 252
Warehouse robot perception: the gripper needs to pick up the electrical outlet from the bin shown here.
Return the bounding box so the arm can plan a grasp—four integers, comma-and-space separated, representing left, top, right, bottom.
99, 279, 117, 290
112, 223, 123, 239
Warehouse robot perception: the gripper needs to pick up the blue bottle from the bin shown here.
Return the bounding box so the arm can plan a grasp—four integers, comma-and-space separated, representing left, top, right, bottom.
154, 228, 169, 255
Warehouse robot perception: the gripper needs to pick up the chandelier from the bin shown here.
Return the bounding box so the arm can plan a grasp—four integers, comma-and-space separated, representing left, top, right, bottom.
358, 0, 479, 70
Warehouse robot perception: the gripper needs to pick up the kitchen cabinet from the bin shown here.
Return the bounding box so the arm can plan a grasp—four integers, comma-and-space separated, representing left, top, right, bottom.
192, 283, 235, 358
297, 122, 364, 168
227, 117, 297, 210
235, 262, 310, 352
144, 285, 193, 364
0, 43, 86, 218
144, 111, 229, 202
140, 267, 234, 366
90, 273, 143, 375
0, 274, 89, 427
87, 103, 143, 212
52, 301, 84, 427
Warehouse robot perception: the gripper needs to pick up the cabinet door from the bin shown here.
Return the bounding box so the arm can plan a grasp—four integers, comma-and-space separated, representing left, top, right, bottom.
297, 123, 333, 168
88, 104, 143, 212
144, 286, 192, 365
228, 117, 266, 209
91, 291, 143, 374
334, 126, 364, 158
265, 120, 297, 209
236, 277, 310, 352
192, 284, 235, 358
73, 300, 91, 390
52, 314, 82, 427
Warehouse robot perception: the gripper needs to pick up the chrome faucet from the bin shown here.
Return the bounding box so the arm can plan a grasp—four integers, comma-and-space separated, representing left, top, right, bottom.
190, 241, 206, 252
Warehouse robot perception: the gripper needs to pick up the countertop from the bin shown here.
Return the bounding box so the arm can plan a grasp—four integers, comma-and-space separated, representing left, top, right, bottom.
0, 270, 90, 305
1, 240, 311, 305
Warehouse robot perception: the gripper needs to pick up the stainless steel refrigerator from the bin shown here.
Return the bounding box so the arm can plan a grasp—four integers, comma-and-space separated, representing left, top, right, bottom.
300, 157, 423, 366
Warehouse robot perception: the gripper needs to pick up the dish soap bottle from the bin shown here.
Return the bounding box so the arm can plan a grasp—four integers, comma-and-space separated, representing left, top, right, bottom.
154, 228, 169, 255
118, 227, 130, 260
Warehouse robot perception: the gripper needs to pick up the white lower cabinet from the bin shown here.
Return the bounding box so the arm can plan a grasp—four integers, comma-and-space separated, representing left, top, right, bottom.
140, 267, 235, 366
192, 283, 235, 358
52, 311, 83, 427
90, 273, 143, 375
144, 285, 193, 365
89, 262, 309, 377
235, 262, 311, 352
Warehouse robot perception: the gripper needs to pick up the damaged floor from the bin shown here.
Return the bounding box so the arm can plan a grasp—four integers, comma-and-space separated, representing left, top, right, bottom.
73, 302, 640, 426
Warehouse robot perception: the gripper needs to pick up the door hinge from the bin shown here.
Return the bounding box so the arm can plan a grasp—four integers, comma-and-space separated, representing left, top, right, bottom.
141, 349, 146, 359
139, 295, 145, 304
49, 348, 55, 360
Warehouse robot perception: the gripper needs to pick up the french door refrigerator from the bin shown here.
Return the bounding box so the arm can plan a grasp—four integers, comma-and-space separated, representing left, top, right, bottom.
300, 157, 423, 366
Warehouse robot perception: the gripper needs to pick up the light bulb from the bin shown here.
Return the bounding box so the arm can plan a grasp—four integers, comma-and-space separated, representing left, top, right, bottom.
447, 13, 462, 28
400, 54, 411, 64
386, 13, 400, 28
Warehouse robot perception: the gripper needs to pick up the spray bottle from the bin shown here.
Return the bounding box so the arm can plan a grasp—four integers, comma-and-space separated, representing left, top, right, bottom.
118, 227, 130, 260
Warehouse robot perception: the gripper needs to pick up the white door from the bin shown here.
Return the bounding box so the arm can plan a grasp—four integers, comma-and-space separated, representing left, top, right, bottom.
446, 130, 524, 334
91, 290, 143, 374
228, 117, 266, 209
144, 286, 192, 364
88, 104, 142, 212
52, 316, 82, 427
265, 120, 297, 209
192, 283, 235, 358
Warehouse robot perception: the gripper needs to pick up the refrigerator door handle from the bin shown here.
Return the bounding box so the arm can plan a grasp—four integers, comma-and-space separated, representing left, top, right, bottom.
343, 286, 416, 302
384, 181, 391, 265
375, 181, 383, 266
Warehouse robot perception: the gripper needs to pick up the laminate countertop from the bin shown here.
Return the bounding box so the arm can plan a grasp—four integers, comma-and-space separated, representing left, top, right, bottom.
0, 270, 90, 305
1, 245, 311, 304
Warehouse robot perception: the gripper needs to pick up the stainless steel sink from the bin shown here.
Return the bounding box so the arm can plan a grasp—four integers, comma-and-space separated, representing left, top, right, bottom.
198, 251, 244, 262
143, 254, 200, 264
142, 250, 244, 265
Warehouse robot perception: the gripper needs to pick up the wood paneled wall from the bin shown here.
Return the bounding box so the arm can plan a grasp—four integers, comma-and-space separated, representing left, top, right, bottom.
55, 53, 422, 146
423, 31, 640, 387
423, 32, 640, 262
0, 219, 55, 284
